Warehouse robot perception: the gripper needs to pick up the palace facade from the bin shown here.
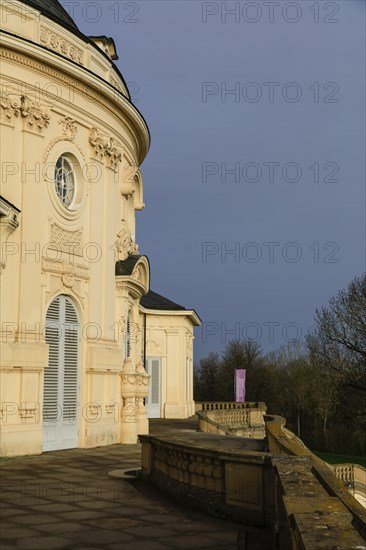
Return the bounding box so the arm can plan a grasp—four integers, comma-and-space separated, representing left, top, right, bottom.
0, 0, 200, 456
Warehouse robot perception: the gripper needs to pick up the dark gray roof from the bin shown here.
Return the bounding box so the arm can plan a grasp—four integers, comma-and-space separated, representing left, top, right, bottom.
21, 0, 79, 32
115, 256, 143, 277
140, 291, 186, 312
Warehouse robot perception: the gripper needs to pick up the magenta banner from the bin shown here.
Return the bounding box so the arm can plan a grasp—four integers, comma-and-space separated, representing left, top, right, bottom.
235, 369, 246, 402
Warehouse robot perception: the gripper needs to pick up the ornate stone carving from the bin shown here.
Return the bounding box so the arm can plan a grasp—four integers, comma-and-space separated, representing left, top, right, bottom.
40, 26, 84, 65
0, 92, 22, 122
42, 258, 88, 309
50, 223, 83, 256
89, 127, 122, 170
43, 117, 84, 163
21, 97, 51, 130
146, 338, 162, 355
132, 264, 143, 282
59, 116, 77, 141
0, 93, 50, 129
62, 263, 76, 288
115, 219, 139, 261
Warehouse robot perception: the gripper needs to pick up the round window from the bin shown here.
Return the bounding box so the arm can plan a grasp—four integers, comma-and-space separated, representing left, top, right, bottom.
54, 156, 76, 208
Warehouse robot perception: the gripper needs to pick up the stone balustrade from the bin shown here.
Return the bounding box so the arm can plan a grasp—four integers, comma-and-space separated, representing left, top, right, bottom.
195, 401, 261, 411
332, 463, 366, 507
139, 433, 272, 525
139, 410, 366, 549
197, 402, 266, 439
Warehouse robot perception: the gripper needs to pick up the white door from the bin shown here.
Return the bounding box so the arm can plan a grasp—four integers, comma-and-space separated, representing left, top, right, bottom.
146, 358, 161, 418
43, 296, 80, 451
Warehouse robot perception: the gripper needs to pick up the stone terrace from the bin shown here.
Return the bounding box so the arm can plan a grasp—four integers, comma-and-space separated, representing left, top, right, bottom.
0, 418, 271, 550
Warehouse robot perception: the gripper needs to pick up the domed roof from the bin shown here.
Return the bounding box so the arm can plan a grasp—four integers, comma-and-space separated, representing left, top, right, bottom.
21, 0, 79, 32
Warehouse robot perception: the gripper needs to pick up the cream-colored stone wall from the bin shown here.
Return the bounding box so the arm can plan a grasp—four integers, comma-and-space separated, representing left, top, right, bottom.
0, 0, 149, 456
141, 310, 198, 419
0, 0, 199, 456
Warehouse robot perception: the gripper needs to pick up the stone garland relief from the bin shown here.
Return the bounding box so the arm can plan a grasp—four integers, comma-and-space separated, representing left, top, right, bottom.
40, 26, 84, 65
89, 127, 122, 171
0, 92, 51, 130
43, 117, 85, 163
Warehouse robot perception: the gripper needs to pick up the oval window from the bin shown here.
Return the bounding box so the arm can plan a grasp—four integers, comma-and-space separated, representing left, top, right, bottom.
55, 156, 76, 208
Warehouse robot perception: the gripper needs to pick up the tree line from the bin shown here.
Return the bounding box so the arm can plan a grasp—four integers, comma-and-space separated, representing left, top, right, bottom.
194, 273, 366, 456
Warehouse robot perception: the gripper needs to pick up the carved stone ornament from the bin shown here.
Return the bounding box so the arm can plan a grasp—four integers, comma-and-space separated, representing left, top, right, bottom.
40, 26, 84, 65
115, 219, 139, 261
62, 263, 76, 288
59, 116, 77, 141
21, 97, 51, 129
43, 117, 83, 163
0, 92, 22, 122
50, 223, 83, 256
89, 127, 122, 170
132, 265, 143, 282
0, 93, 50, 129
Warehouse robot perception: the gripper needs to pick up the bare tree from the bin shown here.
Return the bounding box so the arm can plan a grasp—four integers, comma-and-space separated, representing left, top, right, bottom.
306, 273, 366, 393
194, 353, 221, 401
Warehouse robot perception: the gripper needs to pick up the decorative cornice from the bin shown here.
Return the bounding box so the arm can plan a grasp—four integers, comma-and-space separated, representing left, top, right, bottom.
1, 49, 99, 103
89, 127, 122, 170
0, 48, 149, 164
40, 26, 84, 66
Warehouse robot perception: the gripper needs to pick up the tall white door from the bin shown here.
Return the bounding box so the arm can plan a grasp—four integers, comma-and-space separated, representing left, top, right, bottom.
43, 296, 80, 451
146, 358, 161, 418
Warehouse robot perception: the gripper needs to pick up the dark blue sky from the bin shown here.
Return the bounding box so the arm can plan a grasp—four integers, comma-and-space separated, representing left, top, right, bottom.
61, 0, 365, 361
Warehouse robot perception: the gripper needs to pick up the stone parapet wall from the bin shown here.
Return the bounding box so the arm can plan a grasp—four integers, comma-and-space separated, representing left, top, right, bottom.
139, 413, 366, 549
197, 402, 266, 439
139, 434, 272, 526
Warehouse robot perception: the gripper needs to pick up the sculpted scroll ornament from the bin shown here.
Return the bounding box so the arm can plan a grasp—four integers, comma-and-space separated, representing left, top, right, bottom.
0, 93, 50, 129
89, 128, 122, 170
0, 92, 22, 121
115, 220, 139, 261
21, 97, 51, 129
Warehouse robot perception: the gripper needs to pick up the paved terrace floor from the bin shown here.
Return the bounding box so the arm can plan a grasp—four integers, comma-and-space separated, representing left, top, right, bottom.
0, 418, 272, 550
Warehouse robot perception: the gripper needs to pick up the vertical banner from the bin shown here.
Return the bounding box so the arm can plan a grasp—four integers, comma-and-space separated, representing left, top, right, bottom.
235, 369, 246, 402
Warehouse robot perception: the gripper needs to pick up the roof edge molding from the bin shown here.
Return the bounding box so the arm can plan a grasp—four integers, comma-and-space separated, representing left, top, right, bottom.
20, 0, 80, 32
